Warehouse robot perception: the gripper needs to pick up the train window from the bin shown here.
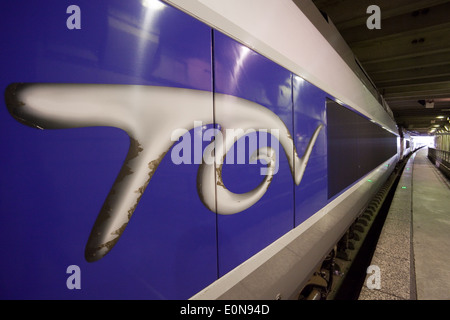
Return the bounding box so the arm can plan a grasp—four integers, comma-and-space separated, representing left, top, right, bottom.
326, 98, 397, 199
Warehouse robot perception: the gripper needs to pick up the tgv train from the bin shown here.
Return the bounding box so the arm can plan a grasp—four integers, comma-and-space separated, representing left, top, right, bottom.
0, 0, 404, 299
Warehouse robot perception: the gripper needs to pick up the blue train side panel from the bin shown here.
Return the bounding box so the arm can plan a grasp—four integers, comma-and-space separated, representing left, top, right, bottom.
213, 31, 295, 276
0, 0, 216, 299
293, 76, 328, 226
1, 0, 335, 299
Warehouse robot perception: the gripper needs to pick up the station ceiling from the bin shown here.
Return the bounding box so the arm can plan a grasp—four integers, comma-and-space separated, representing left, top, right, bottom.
310, 0, 450, 135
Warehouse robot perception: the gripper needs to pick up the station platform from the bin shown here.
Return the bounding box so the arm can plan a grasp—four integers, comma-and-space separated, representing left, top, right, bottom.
359, 147, 450, 300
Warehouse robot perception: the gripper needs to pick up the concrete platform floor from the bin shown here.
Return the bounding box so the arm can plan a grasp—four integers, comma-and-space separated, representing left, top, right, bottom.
359, 148, 450, 300
412, 148, 450, 299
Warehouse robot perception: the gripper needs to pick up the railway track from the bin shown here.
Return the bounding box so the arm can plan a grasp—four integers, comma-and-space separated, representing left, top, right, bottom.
298, 154, 411, 300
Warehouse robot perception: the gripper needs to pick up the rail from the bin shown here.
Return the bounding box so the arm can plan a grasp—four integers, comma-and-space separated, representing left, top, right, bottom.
428, 148, 450, 179
428, 148, 450, 163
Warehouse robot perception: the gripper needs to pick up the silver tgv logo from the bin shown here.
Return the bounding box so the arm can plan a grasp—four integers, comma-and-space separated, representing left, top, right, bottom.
5, 83, 322, 262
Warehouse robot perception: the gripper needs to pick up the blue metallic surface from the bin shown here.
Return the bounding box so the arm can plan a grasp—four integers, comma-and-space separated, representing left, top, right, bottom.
0, 0, 215, 299
0, 0, 398, 300
293, 75, 328, 226
214, 31, 295, 276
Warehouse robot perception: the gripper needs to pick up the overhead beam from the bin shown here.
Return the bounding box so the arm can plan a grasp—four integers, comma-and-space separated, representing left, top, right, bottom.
388, 100, 450, 108
363, 51, 450, 73
376, 76, 450, 90
385, 92, 450, 101
372, 64, 450, 83
352, 24, 450, 64
396, 112, 450, 118
382, 80, 450, 92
